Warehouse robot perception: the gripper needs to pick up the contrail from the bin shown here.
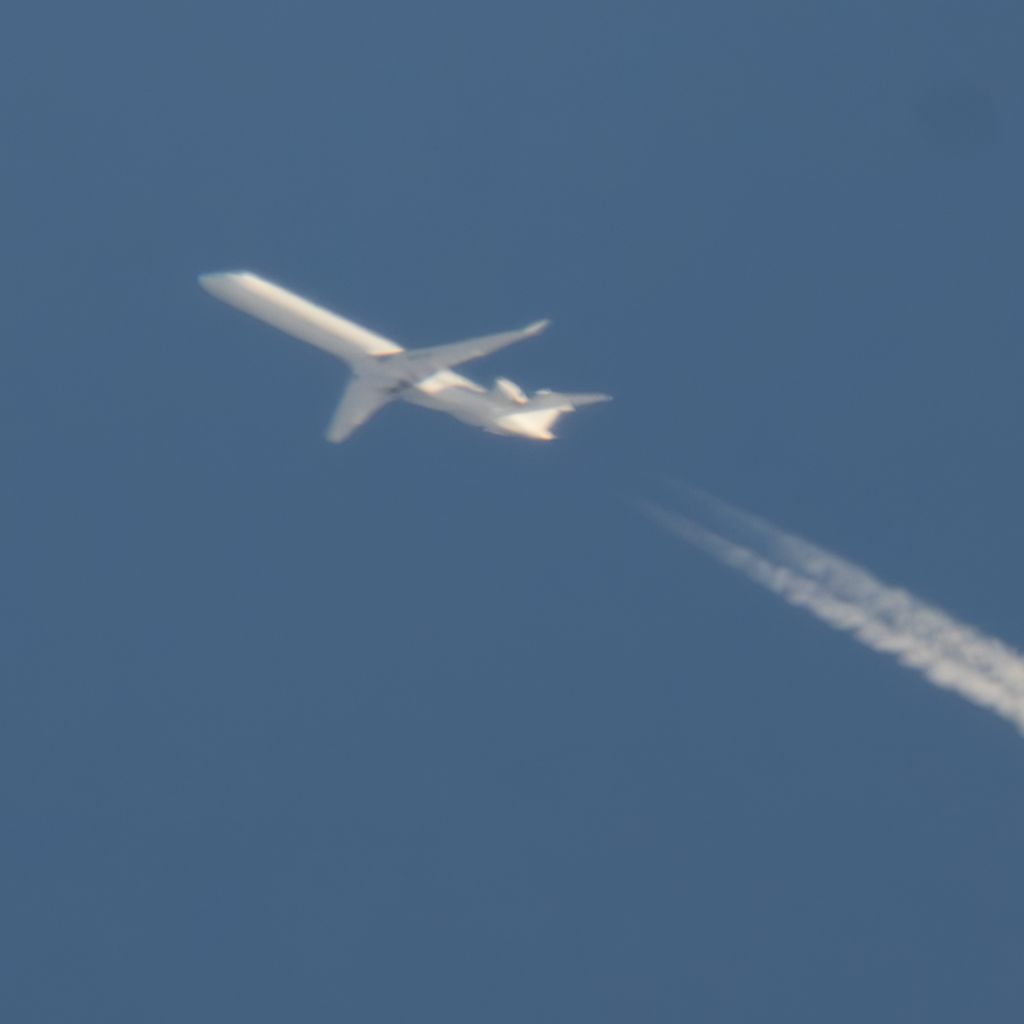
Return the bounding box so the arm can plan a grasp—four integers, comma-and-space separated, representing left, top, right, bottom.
640, 489, 1024, 733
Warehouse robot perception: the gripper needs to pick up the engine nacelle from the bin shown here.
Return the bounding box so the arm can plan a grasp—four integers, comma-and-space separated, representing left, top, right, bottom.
492, 377, 528, 405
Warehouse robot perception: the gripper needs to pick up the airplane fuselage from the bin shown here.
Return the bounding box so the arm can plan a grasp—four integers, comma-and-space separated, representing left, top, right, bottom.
199, 271, 610, 444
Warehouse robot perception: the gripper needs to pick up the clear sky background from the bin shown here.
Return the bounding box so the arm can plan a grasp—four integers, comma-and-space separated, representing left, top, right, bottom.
3, 1, 1024, 1020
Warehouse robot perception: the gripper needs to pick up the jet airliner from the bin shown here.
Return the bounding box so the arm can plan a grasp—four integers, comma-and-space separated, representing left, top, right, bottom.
199, 272, 610, 443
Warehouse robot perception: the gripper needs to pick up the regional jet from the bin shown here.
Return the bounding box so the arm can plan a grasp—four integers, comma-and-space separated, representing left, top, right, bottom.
199, 272, 611, 443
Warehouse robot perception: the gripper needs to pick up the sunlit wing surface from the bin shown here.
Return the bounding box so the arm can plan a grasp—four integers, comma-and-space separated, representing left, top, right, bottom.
324, 376, 395, 443
399, 320, 550, 375
198, 271, 403, 363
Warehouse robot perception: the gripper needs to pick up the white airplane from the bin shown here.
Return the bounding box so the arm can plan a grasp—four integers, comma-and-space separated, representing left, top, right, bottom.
199, 271, 611, 443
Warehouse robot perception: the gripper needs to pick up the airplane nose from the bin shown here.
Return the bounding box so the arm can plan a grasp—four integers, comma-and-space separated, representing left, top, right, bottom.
197, 272, 231, 295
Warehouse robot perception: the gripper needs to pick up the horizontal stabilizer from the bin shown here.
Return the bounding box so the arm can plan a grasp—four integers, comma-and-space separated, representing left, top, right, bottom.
495, 407, 563, 440
528, 391, 612, 412
495, 391, 611, 440
199, 271, 403, 364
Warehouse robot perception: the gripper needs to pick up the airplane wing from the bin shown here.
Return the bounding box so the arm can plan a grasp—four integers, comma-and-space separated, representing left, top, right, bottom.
395, 319, 550, 377
324, 376, 396, 443
199, 271, 404, 364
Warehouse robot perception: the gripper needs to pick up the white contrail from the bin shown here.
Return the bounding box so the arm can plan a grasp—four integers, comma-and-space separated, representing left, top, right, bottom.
640, 492, 1024, 733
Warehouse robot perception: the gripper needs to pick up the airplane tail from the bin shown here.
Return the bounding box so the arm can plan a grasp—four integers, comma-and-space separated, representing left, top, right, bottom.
495, 390, 612, 440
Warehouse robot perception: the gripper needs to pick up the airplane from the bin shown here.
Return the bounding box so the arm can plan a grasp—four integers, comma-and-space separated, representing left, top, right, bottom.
198, 271, 611, 444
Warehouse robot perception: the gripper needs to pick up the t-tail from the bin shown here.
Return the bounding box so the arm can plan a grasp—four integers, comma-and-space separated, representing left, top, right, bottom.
495, 389, 612, 440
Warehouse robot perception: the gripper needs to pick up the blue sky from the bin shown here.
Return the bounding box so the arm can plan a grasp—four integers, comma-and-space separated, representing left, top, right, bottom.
4, 1, 1024, 1020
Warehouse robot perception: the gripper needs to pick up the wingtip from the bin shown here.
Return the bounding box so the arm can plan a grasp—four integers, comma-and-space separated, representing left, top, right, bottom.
525, 318, 551, 336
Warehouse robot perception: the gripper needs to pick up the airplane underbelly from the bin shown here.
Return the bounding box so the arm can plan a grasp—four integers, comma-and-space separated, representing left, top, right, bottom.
404, 383, 493, 426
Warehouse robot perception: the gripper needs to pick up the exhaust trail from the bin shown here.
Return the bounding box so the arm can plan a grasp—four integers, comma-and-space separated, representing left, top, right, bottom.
640, 490, 1024, 733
